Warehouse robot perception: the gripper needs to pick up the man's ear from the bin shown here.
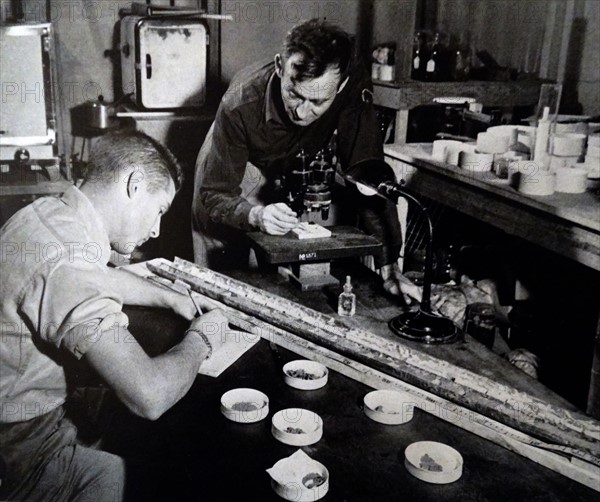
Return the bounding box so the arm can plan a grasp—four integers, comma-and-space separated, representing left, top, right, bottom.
274, 53, 283, 78
126, 169, 144, 199
337, 76, 349, 94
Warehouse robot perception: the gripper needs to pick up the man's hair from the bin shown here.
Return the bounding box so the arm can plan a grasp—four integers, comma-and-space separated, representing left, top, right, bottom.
82, 130, 183, 193
282, 18, 354, 82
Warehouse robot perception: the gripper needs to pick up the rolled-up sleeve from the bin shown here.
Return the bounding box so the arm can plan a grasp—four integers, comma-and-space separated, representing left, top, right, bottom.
20, 260, 128, 359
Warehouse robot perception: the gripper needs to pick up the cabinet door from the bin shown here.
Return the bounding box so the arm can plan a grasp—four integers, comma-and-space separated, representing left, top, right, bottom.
0, 25, 53, 140
138, 20, 207, 109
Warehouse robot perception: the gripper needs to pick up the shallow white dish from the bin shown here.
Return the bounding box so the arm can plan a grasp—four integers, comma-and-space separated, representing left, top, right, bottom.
404, 441, 463, 484
267, 450, 329, 502
220, 388, 269, 423
272, 408, 323, 446
363, 389, 415, 425
283, 360, 328, 390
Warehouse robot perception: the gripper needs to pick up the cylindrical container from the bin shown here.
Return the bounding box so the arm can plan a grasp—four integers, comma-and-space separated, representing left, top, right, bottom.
548, 133, 587, 157
554, 167, 588, 194
463, 302, 497, 349
477, 132, 510, 154
554, 121, 588, 135
486, 125, 518, 148
379, 64, 395, 81
549, 154, 581, 170
446, 143, 476, 166
459, 151, 494, 172
87, 101, 114, 129
431, 139, 461, 162
588, 133, 600, 148
512, 160, 555, 195
586, 144, 600, 159
583, 159, 600, 179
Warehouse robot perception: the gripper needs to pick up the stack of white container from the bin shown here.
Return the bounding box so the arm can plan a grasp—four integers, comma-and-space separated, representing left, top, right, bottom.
430, 125, 535, 178
547, 121, 599, 194
429, 114, 600, 196
582, 133, 600, 183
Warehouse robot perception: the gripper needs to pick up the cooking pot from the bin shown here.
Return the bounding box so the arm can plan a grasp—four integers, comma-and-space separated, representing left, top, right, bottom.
86, 97, 114, 129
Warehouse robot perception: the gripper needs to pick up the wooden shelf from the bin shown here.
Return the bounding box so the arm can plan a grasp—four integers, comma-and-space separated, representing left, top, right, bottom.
373, 78, 552, 143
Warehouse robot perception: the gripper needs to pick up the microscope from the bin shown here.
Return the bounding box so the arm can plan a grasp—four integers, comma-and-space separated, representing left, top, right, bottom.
247, 148, 382, 290
282, 149, 335, 220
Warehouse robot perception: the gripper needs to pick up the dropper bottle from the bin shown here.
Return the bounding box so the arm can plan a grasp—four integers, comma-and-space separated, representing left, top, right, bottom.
338, 276, 356, 317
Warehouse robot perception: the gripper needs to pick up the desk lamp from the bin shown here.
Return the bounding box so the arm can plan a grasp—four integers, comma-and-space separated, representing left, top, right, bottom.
345, 159, 460, 344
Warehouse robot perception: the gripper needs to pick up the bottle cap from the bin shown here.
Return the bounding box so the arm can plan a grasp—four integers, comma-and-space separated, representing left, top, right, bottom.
344, 275, 353, 292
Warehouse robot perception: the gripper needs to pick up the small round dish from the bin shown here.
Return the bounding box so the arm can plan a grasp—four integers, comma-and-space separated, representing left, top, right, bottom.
404, 441, 463, 484
363, 389, 415, 425
272, 408, 323, 446
220, 388, 269, 423
268, 450, 329, 502
283, 360, 328, 390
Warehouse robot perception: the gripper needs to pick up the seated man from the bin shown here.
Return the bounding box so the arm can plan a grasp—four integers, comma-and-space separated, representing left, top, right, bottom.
0, 131, 227, 501
192, 18, 420, 302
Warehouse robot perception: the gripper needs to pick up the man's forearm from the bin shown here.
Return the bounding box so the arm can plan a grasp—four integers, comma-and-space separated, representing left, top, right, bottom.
200, 189, 255, 231
85, 325, 210, 421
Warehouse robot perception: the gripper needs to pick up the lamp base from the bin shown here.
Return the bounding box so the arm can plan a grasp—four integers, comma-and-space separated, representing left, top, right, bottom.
389, 308, 461, 344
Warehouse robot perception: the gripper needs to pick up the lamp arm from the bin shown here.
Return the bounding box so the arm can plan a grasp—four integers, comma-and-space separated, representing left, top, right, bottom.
378, 181, 435, 312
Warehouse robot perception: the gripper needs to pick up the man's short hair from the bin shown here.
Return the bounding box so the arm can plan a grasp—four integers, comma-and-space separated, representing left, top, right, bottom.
282, 18, 354, 82
82, 130, 183, 193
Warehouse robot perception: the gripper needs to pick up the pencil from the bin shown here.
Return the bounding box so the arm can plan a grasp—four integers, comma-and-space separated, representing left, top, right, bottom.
187, 288, 203, 316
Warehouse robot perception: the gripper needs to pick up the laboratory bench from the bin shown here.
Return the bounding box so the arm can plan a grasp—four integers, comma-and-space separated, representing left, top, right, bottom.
383, 142, 600, 418
97, 263, 599, 501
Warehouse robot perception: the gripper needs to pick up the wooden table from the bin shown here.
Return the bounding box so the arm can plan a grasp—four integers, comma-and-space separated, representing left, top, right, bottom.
106, 265, 599, 501
373, 79, 548, 144
383, 143, 600, 272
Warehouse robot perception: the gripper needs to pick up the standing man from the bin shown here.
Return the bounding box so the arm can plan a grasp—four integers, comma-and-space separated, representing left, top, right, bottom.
0, 131, 227, 501
192, 18, 419, 301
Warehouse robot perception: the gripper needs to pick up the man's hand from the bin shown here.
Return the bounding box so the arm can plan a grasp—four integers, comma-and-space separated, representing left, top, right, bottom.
188, 309, 230, 360
167, 290, 198, 321
380, 263, 423, 306
249, 203, 298, 235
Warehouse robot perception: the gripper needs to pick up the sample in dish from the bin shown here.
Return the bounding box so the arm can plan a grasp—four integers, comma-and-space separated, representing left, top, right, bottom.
404, 441, 463, 484
220, 388, 269, 423
363, 389, 415, 425
267, 449, 329, 501
272, 408, 323, 446
283, 360, 328, 390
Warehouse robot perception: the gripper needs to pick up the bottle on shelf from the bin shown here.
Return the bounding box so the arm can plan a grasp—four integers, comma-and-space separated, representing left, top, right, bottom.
411, 31, 429, 80
425, 31, 446, 81
338, 275, 356, 317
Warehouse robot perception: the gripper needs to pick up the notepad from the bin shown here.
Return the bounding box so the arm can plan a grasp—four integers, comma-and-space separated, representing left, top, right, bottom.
198, 329, 261, 377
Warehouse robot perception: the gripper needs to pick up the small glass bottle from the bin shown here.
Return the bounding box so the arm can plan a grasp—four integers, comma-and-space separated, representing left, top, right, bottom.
411, 31, 428, 80
425, 32, 446, 81
338, 276, 356, 317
